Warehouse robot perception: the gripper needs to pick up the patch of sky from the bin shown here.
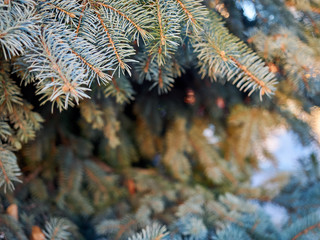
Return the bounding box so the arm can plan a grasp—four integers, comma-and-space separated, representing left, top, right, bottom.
252, 128, 319, 187
236, 0, 257, 21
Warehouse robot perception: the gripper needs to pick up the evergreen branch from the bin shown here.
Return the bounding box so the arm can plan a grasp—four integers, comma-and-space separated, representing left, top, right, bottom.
75, 0, 87, 37
47, 2, 76, 18
150, 63, 175, 93
176, 0, 196, 24
71, 49, 108, 84
148, 0, 181, 66
176, 216, 208, 239
85, 166, 108, 193
229, 56, 272, 96
95, 219, 121, 236
111, 78, 120, 93
0, 122, 12, 141
128, 223, 168, 240
284, 212, 320, 240
84, 160, 111, 194
0, 214, 28, 239
79, 100, 104, 129
134, 1, 182, 91
156, 0, 165, 47
214, 225, 251, 240
25, 24, 90, 111
44, 218, 71, 240
0, 3, 39, 59
162, 117, 191, 181
95, 11, 136, 75
249, 29, 319, 95
0, 147, 22, 193
292, 223, 320, 240
188, 127, 237, 184
39, 38, 88, 107
0, 154, 10, 188
96, 12, 124, 70
194, 13, 277, 99
135, 52, 176, 92
174, 0, 208, 33
226, 105, 281, 168
105, 76, 135, 104
41, 40, 70, 86
95, 0, 150, 41
39, 0, 80, 25
74, 6, 98, 44
0, 76, 23, 113
115, 219, 137, 240
14, 57, 38, 86
0, 74, 43, 147
9, 104, 41, 143
69, 35, 112, 85
57, 150, 83, 193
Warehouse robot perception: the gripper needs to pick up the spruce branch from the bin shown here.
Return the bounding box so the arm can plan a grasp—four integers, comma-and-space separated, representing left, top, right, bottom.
194, 13, 277, 100
40, 0, 80, 25
96, 12, 125, 70
292, 223, 320, 240
69, 36, 112, 86
0, 147, 22, 193
148, 0, 181, 66
105, 76, 135, 104
0, 71, 43, 193
84, 160, 110, 194
174, 0, 208, 33
283, 212, 320, 240
93, 0, 152, 43
25, 24, 91, 111
1, 0, 279, 111
9, 103, 43, 143
0, 214, 28, 240
0, 122, 12, 141
0, 3, 39, 59
0, 76, 23, 113
44, 218, 71, 240
95, 10, 136, 75
176, 215, 208, 239
249, 28, 320, 95
0, 75, 43, 146
213, 224, 251, 240
75, 0, 88, 37
128, 223, 169, 240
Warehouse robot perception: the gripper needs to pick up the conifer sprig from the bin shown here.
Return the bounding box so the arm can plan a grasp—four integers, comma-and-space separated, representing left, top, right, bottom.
94, 0, 152, 43
174, 0, 208, 33
39, 0, 80, 25
0, 3, 39, 59
70, 35, 112, 86
25, 24, 90, 111
44, 218, 71, 240
0, 73, 43, 147
194, 13, 277, 100
95, 10, 136, 75
0, 147, 22, 193
148, 0, 182, 66
128, 223, 169, 240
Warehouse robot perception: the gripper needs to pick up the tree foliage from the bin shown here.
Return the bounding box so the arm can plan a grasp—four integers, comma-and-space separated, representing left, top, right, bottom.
1, 0, 320, 239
